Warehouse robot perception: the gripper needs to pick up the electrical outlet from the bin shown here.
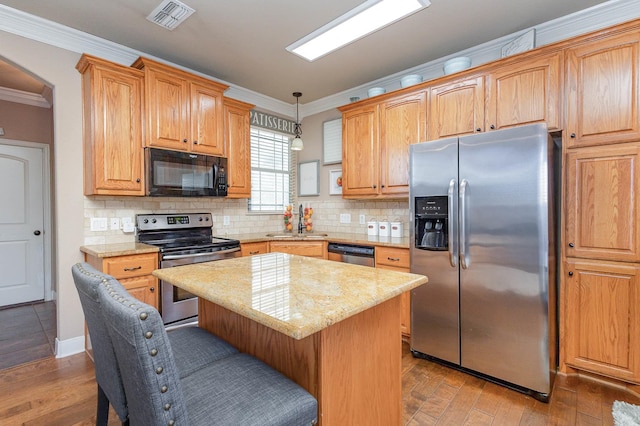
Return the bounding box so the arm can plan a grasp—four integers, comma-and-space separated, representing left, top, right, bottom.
223, 216, 230, 226
90, 217, 108, 231
359, 214, 366, 225
340, 213, 351, 224
109, 218, 120, 230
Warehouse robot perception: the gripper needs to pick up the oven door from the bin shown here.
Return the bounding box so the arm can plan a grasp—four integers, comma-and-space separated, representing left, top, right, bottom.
159, 247, 240, 324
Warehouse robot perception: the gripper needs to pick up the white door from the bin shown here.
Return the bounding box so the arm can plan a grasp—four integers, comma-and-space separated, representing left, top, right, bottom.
0, 144, 45, 307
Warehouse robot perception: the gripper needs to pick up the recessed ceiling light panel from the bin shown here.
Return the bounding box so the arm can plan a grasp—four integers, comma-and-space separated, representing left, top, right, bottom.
287, 0, 431, 61
146, 0, 195, 31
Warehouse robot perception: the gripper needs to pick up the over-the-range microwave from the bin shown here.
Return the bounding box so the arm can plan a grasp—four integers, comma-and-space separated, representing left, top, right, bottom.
146, 148, 228, 197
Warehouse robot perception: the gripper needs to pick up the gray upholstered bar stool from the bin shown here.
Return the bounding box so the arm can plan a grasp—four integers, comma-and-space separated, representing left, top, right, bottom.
97, 269, 318, 426
72, 262, 239, 425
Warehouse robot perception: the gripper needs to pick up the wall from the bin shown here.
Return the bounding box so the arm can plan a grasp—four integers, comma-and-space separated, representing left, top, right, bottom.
0, 30, 85, 353
0, 99, 53, 144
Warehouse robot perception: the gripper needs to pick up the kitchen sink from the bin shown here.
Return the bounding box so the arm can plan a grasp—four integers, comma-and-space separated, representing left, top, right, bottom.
303, 234, 328, 238
265, 234, 294, 238
265, 233, 329, 238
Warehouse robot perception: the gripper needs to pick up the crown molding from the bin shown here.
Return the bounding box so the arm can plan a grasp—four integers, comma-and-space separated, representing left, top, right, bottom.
0, 86, 51, 108
2, 0, 639, 118
305, 0, 640, 116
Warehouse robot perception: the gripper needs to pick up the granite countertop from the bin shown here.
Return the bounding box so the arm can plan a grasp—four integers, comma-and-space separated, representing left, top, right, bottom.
233, 232, 410, 249
153, 252, 427, 340
80, 242, 160, 257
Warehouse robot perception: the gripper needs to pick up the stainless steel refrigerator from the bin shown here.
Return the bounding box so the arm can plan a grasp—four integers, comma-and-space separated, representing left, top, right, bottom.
409, 123, 558, 401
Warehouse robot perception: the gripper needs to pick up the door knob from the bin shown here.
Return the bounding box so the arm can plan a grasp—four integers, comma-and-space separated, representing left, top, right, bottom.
34, 230, 41, 236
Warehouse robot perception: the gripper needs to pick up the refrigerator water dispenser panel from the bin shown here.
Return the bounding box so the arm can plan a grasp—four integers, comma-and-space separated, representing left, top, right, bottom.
415, 196, 448, 251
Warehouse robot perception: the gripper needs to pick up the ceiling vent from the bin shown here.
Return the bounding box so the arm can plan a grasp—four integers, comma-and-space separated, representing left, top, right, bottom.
146, 0, 195, 31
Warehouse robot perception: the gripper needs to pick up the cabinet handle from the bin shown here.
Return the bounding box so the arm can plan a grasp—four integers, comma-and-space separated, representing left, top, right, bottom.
249, 251, 259, 254
476, 128, 481, 132
183, 138, 188, 143
568, 271, 573, 277
490, 124, 495, 130
568, 242, 574, 248
123, 266, 142, 272
381, 184, 385, 188
150, 287, 155, 292
136, 178, 141, 183
373, 185, 377, 189
570, 133, 576, 138
387, 257, 400, 262
193, 140, 198, 144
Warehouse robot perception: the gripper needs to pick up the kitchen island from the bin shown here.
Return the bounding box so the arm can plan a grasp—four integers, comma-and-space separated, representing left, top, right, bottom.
153, 252, 427, 425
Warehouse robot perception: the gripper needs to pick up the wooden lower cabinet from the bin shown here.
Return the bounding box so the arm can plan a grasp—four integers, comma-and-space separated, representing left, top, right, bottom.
375, 247, 411, 338
83, 252, 159, 309
564, 259, 640, 383
241, 242, 269, 256
269, 241, 328, 259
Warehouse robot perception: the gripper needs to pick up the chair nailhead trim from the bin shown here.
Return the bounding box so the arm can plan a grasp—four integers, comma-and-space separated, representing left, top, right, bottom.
140, 312, 148, 320
164, 403, 171, 411
161, 385, 168, 393
168, 420, 175, 425
150, 348, 158, 356
145, 331, 153, 339
155, 367, 163, 374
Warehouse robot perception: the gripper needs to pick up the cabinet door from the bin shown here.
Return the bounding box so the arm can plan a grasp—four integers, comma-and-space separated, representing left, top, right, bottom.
564, 260, 640, 383
191, 82, 225, 155
565, 144, 640, 262
224, 98, 253, 198
486, 51, 562, 131
379, 91, 427, 196
146, 68, 190, 150
120, 275, 159, 309
375, 247, 411, 336
342, 106, 379, 197
566, 30, 640, 147
428, 76, 485, 140
81, 61, 145, 195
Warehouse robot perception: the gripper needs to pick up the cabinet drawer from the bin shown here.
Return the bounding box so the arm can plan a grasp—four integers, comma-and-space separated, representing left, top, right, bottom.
103, 253, 158, 279
241, 242, 269, 256
375, 247, 410, 269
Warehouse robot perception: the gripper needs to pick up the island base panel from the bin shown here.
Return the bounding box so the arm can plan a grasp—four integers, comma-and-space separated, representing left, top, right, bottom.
198, 296, 403, 426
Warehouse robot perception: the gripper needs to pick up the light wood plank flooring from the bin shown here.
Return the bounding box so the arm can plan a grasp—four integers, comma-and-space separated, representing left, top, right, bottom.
2, 342, 640, 425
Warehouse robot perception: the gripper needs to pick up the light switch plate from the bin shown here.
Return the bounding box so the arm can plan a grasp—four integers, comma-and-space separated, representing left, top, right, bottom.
110, 218, 120, 230
90, 217, 108, 231
340, 213, 351, 224
223, 216, 230, 226
359, 214, 365, 225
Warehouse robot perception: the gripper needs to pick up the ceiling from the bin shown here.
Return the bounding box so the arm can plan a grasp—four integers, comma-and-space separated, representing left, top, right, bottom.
0, 0, 610, 104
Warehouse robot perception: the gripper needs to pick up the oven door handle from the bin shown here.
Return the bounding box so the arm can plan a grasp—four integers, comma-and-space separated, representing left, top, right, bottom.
162, 247, 240, 260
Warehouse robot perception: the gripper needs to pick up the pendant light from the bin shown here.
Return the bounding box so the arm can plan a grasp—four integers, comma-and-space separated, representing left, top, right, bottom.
291, 92, 304, 151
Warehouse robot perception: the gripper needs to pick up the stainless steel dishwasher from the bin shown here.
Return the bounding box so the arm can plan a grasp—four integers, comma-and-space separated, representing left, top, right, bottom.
327, 243, 375, 267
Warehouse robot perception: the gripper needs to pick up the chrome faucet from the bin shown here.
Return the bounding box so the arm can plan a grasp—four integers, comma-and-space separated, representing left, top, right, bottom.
298, 204, 304, 234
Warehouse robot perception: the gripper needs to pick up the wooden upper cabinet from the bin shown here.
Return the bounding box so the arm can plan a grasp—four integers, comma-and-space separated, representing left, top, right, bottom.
566, 30, 640, 148
428, 75, 484, 140
565, 144, 640, 262
486, 51, 563, 131
342, 105, 379, 197
564, 259, 640, 383
76, 54, 145, 196
379, 91, 427, 195
132, 57, 229, 155
191, 82, 225, 155
224, 97, 254, 198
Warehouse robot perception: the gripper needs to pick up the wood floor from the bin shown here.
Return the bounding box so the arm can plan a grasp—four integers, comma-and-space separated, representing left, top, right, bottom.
2, 341, 640, 425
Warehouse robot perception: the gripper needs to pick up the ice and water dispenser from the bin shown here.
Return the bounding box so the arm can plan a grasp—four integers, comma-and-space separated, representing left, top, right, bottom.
414, 196, 448, 250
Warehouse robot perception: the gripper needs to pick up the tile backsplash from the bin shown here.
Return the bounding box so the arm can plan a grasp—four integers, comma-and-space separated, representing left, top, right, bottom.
83, 196, 410, 245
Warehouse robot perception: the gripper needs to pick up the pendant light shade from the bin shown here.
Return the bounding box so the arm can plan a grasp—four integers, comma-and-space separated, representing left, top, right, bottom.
291, 92, 304, 151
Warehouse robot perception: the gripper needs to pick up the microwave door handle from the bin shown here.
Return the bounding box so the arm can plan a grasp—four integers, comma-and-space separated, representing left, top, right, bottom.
162, 247, 240, 260
448, 179, 458, 268
459, 179, 470, 269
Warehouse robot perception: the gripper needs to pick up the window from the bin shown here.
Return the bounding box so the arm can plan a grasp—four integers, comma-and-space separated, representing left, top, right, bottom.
248, 128, 292, 212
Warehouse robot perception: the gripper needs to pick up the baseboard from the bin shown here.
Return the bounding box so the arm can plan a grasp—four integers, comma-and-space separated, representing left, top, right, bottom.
55, 335, 85, 358
557, 370, 640, 399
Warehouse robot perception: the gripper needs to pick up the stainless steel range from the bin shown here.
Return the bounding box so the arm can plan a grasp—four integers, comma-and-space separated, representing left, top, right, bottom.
136, 213, 241, 325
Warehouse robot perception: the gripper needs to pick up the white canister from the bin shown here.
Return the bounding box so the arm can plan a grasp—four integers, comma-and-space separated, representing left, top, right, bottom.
390, 222, 403, 238
378, 221, 390, 237
367, 221, 378, 236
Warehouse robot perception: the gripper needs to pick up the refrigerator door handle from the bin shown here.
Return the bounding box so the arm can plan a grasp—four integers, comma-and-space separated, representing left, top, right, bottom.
459, 179, 470, 269
448, 179, 458, 268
